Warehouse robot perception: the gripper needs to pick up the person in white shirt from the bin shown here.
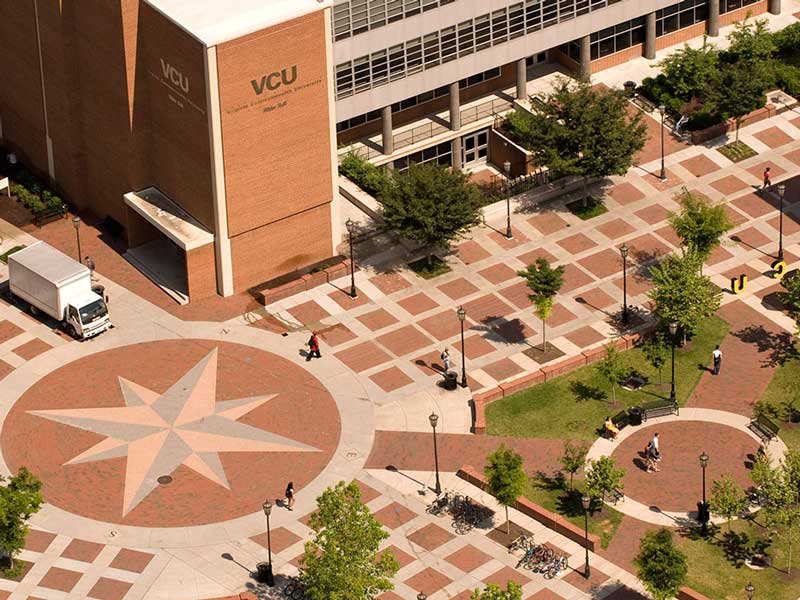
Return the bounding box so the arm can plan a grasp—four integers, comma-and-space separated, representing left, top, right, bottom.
652, 433, 660, 461
712, 346, 722, 375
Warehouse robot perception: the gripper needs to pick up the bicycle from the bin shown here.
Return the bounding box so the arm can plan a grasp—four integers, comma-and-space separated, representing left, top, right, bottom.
426, 491, 451, 516
509, 533, 535, 554
543, 554, 569, 579
283, 578, 307, 600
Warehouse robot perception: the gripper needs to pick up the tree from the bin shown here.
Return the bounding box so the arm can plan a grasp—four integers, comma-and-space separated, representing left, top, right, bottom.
0, 468, 42, 574
470, 582, 522, 600
753, 449, 800, 573
634, 528, 688, 600
560, 441, 589, 489
668, 189, 733, 270
301, 481, 399, 600
648, 251, 722, 343
485, 445, 527, 535
518, 258, 565, 351
656, 39, 720, 102
641, 332, 669, 384
504, 79, 647, 205
378, 162, 483, 265
706, 60, 767, 143
595, 345, 629, 404
585, 455, 625, 502
782, 272, 800, 318
725, 17, 777, 65
709, 473, 748, 530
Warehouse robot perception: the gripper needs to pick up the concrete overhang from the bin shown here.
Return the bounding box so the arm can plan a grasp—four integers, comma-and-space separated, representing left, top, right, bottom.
124, 187, 214, 252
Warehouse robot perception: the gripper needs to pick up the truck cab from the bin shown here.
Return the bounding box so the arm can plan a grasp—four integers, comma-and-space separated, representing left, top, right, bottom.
64, 292, 111, 339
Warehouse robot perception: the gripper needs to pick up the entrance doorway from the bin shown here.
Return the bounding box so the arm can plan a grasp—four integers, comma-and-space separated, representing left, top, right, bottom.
462, 128, 489, 167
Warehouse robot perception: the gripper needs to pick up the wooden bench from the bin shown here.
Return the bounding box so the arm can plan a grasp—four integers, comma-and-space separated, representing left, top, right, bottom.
610, 488, 625, 505
33, 204, 67, 227
630, 93, 656, 113
600, 410, 629, 440
748, 414, 779, 443
641, 399, 678, 421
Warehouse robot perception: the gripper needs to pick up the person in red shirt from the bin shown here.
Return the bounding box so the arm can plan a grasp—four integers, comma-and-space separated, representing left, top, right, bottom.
307, 332, 321, 361
763, 167, 772, 189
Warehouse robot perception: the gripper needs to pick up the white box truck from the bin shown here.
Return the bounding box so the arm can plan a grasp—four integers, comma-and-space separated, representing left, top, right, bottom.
8, 242, 111, 340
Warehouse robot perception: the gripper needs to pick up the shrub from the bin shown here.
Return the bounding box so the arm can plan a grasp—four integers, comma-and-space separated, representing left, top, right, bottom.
339, 152, 391, 197
773, 22, 800, 56
638, 75, 683, 114
685, 109, 724, 131
774, 63, 800, 97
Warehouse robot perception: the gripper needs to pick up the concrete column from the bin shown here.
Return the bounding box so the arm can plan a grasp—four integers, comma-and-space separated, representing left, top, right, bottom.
579, 35, 591, 82
707, 0, 719, 37
644, 12, 656, 60
516, 58, 527, 99
381, 106, 393, 155
451, 137, 463, 171
769, 0, 781, 15
449, 82, 461, 131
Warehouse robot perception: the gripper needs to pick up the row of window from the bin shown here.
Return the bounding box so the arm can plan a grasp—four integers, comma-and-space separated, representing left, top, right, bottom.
334, 0, 624, 98
332, 0, 456, 41
656, 0, 707, 37
722, 0, 761, 10
392, 141, 452, 172
336, 67, 501, 132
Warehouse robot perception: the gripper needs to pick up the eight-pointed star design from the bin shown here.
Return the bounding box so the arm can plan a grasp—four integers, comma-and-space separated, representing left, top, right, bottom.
29, 348, 321, 516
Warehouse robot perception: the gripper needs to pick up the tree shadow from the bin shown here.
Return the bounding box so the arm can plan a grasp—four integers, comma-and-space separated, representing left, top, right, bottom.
731, 324, 798, 367
570, 380, 607, 402
472, 317, 533, 346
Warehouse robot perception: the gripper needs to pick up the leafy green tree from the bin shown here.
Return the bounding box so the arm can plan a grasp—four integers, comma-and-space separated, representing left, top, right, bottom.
470, 582, 522, 600
706, 61, 768, 143
559, 441, 589, 489
709, 473, 748, 530
656, 39, 720, 101
485, 445, 527, 535
648, 252, 722, 343
668, 189, 733, 270
518, 258, 565, 351
634, 529, 688, 600
0, 468, 42, 575
585, 455, 625, 502
782, 272, 800, 318
378, 162, 483, 265
505, 79, 647, 204
641, 332, 669, 384
725, 17, 777, 65
595, 345, 629, 404
301, 481, 399, 600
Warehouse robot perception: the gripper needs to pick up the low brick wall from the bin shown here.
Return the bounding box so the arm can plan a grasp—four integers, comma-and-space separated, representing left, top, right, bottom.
256, 259, 354, 305
690, 101, 785, 145
677, 587, 713, 600
458, 465, 601, 552
205, 594, 257, 600
472, 332, 646, 434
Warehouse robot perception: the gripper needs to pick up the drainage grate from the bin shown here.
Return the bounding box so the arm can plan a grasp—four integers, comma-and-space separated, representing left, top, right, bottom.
157, 475, 173, 485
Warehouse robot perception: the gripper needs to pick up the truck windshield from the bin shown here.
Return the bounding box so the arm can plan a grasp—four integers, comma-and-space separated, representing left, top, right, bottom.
79, 300, 107, 324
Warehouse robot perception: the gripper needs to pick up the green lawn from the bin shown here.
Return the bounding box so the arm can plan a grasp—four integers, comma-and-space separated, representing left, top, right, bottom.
759, 357, 800, 452
486, 316, 730, 441
717, 141, 758, 163
408, 256, 451, 279
681, 518, 800, 600
567, 197, 609, 220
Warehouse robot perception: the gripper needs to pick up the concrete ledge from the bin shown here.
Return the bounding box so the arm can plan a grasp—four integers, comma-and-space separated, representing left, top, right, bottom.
541, 354, 587, 381
301, 271, 328, 290
258, 278, 307, 305
499, 371, 545, 396
458, 465, 601, 552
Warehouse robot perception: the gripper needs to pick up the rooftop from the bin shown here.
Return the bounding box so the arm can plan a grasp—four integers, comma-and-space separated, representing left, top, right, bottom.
144, 0, 332, 47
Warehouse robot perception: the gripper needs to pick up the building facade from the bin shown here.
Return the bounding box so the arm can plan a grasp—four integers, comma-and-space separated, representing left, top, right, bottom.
0, 0, 782, 301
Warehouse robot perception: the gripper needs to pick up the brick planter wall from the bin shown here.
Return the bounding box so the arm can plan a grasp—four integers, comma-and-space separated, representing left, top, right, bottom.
677, 587, 713, 600
256, 258, 354, 305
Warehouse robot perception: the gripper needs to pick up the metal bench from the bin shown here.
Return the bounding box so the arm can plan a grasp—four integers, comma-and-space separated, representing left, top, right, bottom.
33, 204, 67, 227
748, 414, 779, 443
630, 93, 656, 113
610, 487, 625, 505
641, 399, 678, 421
601, 410, 629, 440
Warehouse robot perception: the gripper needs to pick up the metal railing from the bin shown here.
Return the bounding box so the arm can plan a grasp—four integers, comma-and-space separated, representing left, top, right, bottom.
461, 97, 513, 126
392, 120, 450, 152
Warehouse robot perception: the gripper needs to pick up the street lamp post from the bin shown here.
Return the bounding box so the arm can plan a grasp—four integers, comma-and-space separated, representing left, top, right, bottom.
620, 244, 629, 324
745, 582, 754, 600
72, 216, 82, 263
581, 495, 591, 578
777, 183, 786, 261
257, 500, 275, 586
658, 105, 667, 181
503, 160, 513, 239
345, 218, 357, 298
417, 593, 427, 600
699, 451, 709, 534
429, 413, 442, 495
669, 322, 677, 403
457, 307, 467, 388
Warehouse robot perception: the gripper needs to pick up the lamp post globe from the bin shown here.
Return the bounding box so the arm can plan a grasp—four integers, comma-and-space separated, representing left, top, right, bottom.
745, 582, 754, 599
457, 306, 467, 388
417, 593, 427, 600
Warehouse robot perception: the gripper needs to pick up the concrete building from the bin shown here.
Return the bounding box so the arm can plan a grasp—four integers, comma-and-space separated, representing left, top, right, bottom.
0, 0, 782, 301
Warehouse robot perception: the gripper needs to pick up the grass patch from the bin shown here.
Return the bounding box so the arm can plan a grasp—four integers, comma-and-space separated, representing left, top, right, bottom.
566, 197, 608, 220
757, 357, 800, 452
486, 316, 730, 441
717, 140, 758, 163
680, 518, 800, 600
408, 255, 451, 279
525, 474, 623, 549
0, 245, 25, 264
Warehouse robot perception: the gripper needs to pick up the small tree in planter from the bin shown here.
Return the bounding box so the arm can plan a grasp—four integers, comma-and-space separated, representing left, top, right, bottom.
559, 441, 589, 490
634, 529, 688, 600
705, 61, 768, 144
485, 445, 527, 535
595, 345, 629, 404
0, 468, 43, 575
668, 189, 733, 272
709, 473, 748, 531
470, 582, 522, 600
518, 258, 565, 351
585, 455, 625, 503
641, 333, 669, 385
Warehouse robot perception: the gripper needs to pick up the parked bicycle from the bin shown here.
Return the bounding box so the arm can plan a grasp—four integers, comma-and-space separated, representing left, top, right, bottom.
450, 495, 490, 534
509, 533, 535, 554
283, 578, 307, 600
426, 491, 452, 516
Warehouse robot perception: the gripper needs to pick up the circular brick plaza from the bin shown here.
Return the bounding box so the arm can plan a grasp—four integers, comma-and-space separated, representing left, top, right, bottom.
1, 339, 341, 528
611, 420, 759, 513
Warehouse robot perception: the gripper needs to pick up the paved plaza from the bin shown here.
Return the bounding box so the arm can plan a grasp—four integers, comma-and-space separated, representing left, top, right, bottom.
1, 13, 800, 599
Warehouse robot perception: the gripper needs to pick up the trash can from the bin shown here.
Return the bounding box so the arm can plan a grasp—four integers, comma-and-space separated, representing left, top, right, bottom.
623, 80, 636, 96
628, 406, 643, 426
444, 371, 458, 391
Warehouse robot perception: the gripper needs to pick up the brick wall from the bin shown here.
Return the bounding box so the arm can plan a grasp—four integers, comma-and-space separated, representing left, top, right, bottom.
720, 0, 768, 27
591, 44, 644, 74
186, 243, 217, 301
655, 22, 707, 52
124, 206, 162, 248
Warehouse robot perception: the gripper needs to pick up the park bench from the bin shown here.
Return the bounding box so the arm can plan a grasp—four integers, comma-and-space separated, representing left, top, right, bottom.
33, 204, 67, 227
600, 410, 629, 440
610, 488, 625, 505
748, 414, 779, 443
641, 399, 678, 421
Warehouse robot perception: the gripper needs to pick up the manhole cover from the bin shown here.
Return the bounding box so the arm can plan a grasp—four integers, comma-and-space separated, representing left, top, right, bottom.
157, 475, 173, 485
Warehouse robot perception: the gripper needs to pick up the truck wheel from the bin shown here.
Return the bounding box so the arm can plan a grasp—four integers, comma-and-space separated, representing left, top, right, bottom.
67, 324, 77, 339
29, 304, 37, 316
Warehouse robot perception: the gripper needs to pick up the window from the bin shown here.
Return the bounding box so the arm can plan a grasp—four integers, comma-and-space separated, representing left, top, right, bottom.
393, 141, 452, 172
656, 0, 707, 37
509, 4, 525, 38
441, 26, 457, 63
475, 15, 491, 51
589, 16, 644, 59
721, 0, 760, 12
351, 0, 368, 34
406, 37, 423, 75
457, 20, 474, 57
371, 50, 388, 87
492, 9, 508, 45
424, 32, 440, 69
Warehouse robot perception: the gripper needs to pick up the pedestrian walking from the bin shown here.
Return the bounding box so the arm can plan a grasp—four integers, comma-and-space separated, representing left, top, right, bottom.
440, 348, 451, 373
646, 440, 661, 472
652, 432, 660, 457
285, 481, 295, 510
306, 332, 321, 361
712, 345, 722, 375
84, 256, 96, 278
763, 166, 772, 189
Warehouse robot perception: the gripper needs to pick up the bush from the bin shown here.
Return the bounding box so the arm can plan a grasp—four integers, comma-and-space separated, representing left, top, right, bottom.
772, 22, 800, 57
638, 76, 684, 114
339, 152, 392, 197
685, 109, 724, 131
774, 63, 800, 97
